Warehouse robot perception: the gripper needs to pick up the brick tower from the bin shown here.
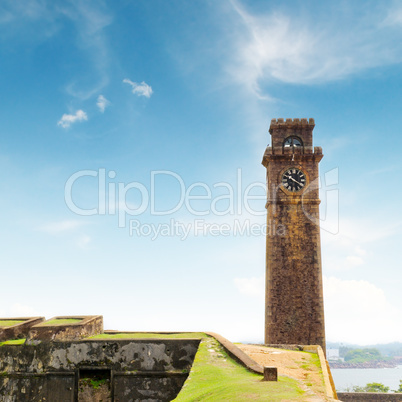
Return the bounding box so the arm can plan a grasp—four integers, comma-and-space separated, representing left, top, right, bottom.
262, 118, 325, 351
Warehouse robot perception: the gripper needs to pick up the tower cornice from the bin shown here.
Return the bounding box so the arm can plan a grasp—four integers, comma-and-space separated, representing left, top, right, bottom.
262, 147, 323, 167
269, 118, 315, 133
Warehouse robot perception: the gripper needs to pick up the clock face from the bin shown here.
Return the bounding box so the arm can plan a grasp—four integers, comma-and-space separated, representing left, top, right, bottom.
281, 168, 306, 192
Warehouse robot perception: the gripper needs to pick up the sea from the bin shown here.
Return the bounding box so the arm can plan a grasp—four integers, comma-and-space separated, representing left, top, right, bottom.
331, 366, 402, 392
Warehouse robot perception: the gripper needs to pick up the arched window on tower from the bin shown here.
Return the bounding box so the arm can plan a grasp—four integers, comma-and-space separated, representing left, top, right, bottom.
283, 136, 303, 150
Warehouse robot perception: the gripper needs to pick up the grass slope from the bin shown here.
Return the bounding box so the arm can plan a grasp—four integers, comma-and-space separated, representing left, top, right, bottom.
174, 337, 306, 401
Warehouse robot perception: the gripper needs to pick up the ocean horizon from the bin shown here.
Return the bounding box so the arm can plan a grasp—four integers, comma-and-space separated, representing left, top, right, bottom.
331, 365, 402, 392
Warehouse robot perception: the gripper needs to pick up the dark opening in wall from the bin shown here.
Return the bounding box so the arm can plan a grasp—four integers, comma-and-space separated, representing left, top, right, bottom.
78, 368, 112, 402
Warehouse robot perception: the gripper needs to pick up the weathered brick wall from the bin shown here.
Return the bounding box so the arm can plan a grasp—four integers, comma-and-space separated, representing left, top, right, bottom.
263, 118, 326, 351
0, 339, 199, 373
27, 315, 103, 342
0, 339, 200, 401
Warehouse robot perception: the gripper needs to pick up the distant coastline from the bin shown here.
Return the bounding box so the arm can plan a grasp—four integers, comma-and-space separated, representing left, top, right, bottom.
329, 360, 400, 369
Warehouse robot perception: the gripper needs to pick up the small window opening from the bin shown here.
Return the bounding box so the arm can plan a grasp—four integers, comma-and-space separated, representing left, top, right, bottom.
284, 136, 302, 148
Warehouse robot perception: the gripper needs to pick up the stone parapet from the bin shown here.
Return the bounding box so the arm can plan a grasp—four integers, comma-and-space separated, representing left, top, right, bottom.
269, 118, 315, 132
262, 150, 324, 166
27, 315, 103, 342
0, 317, 44, 342
205, 332, 264, 374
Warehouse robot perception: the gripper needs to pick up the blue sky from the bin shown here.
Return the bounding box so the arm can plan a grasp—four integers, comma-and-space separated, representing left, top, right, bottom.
1, 0, 402, 345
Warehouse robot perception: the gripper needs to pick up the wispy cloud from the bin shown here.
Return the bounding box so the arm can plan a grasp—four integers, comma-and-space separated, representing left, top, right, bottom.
77, 234, 91, 249
57, 110, 88, 129
96, 94, 110, 113
0, 1, 112, 100
39, 220, 86, 234
234, 276, 264, 300
123, 79, 153, 98
227, 1, 402, 98
233, 274, 402, 344
60, 2, 113, 100
383, 4, 402, 27
8, 303, 41, 318
322, 217, 401, 272
0, 0, 57, 29
0, 0, 51, 22
324, 276, 402, 344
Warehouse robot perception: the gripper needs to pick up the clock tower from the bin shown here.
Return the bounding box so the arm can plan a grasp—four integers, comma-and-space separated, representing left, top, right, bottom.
262, 118, 325, 351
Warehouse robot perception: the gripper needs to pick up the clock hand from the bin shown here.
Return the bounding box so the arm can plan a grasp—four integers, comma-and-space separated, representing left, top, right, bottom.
288, 176, 302, 185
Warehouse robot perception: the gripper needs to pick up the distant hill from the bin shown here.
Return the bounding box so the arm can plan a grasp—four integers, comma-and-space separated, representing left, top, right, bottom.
326, 341, 402, 357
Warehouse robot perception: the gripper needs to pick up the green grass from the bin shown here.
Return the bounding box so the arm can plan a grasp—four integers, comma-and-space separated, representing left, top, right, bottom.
39, 318, 82, 326
80, 378, 109, 390
88, 332, 206, 340
0, 320, 25, 327
174, 337, 306, 401
310, 353, 322, 370
0, 339, 26, 346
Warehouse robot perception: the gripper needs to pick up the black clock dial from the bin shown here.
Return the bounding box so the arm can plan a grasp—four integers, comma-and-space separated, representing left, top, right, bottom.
281, 168, 306, 192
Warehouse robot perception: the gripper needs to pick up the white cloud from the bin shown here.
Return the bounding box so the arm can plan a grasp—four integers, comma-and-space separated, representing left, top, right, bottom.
39, 220, 86, 234
234, 276, 264, 300
77, 234, 91, 249
123, 78, 153, 98
62, 2, 113, 100
383, 5, 402, 27
322, 217, 401, 272
8, 303, 41, 318
345, 255, 364, 267
324, 276, 402, 344
339, 218, 401, 244
233, 274, 402, 344
0, 2, 112, 100
0, 0, 55, 25
228, 1, 402, 97
57, 110, 88, 128
96, 94, 110, 113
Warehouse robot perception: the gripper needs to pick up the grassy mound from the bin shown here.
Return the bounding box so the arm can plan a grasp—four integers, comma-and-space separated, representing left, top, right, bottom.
174, 337, 306, 401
